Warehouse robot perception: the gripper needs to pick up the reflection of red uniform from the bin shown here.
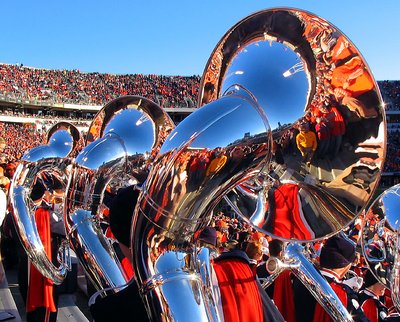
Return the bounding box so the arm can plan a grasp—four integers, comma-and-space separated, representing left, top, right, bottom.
330, 106, 346, 137
270, 183, 314, 240
330, 35, 356, 62
331, 56, 374, 97
105, 227, 135, 279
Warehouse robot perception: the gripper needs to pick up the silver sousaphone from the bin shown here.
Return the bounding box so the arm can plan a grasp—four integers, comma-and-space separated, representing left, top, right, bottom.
10, 122, 81, 284
198, 7, 386, 322
64, 95, 174, 294
132, 46, 271, 322
361, 184, 400, 310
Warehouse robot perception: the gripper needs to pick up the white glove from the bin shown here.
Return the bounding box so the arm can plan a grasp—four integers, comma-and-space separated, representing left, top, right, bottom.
342, 276, 363, 292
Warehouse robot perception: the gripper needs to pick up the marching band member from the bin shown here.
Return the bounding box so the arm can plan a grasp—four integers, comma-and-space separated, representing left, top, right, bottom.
359, 269, 388, 322
313, 235, 369, 322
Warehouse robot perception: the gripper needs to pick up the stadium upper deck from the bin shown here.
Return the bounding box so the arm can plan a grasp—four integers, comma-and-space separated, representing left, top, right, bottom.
0, 63, 200, 125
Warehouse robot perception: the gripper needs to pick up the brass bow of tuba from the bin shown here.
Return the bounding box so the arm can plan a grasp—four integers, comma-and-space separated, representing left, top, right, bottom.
132, 87, 271, 321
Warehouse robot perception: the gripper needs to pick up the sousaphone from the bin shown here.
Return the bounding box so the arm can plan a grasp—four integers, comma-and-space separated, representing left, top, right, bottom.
197, 7, 386, 322
64, 95, 174, 294
361, 184, 400, 311
10, 122, 81, 284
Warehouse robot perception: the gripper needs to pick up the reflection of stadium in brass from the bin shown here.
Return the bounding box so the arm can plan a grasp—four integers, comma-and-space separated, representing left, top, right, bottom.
199, 8, 386, 242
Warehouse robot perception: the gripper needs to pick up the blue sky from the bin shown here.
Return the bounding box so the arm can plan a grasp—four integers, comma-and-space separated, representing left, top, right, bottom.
1, 1, 398, 80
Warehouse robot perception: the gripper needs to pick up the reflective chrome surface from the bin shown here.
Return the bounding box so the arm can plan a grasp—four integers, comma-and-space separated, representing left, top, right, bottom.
23, 123, 81, 162
46, 121, 82, 157
132, 87, 270, 321
262, 243, 352, 321
10, 122, 81, 284
286, 244, 353, 321
197, 247, 221, 322
65, 96, 174, 293
226, 179, 354, 241
361, 184, 400, 309
199, 7, 386, 242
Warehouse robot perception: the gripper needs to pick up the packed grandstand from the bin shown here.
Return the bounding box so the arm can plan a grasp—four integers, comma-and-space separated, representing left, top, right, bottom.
0, 63, 200, 108
0, 63, 399, 187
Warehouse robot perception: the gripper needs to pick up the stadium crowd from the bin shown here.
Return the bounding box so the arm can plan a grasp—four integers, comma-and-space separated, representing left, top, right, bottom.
0, 122, 45, 162
383, 130, 400, 173
0, 63, 200, 108
380, 81, 400, 110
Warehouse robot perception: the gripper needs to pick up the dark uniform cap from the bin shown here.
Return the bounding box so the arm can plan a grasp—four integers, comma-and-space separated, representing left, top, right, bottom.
319, 235, 356, 269
198, 227, 217, 246
363, 269, 380, 288
299, 122, 309, 130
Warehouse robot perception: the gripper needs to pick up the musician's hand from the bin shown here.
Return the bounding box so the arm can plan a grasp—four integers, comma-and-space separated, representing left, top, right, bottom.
342, 275, 363, 292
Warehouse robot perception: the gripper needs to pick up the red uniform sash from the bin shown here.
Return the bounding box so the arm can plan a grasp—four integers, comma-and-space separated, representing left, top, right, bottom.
26, 207, 56, 313
213, 258, 263, 322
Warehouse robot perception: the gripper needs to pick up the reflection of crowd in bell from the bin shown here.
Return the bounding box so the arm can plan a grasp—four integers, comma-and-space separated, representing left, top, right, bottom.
269, 12, 385, 200
362, 203, 397, 290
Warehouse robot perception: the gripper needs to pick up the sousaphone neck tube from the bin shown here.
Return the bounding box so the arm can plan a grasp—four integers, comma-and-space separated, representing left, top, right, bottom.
132, 91, 271, 321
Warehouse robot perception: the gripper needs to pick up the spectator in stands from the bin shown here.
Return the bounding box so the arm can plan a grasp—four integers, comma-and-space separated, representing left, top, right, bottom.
0, 137, 5, 152
296, 122, 317, 166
